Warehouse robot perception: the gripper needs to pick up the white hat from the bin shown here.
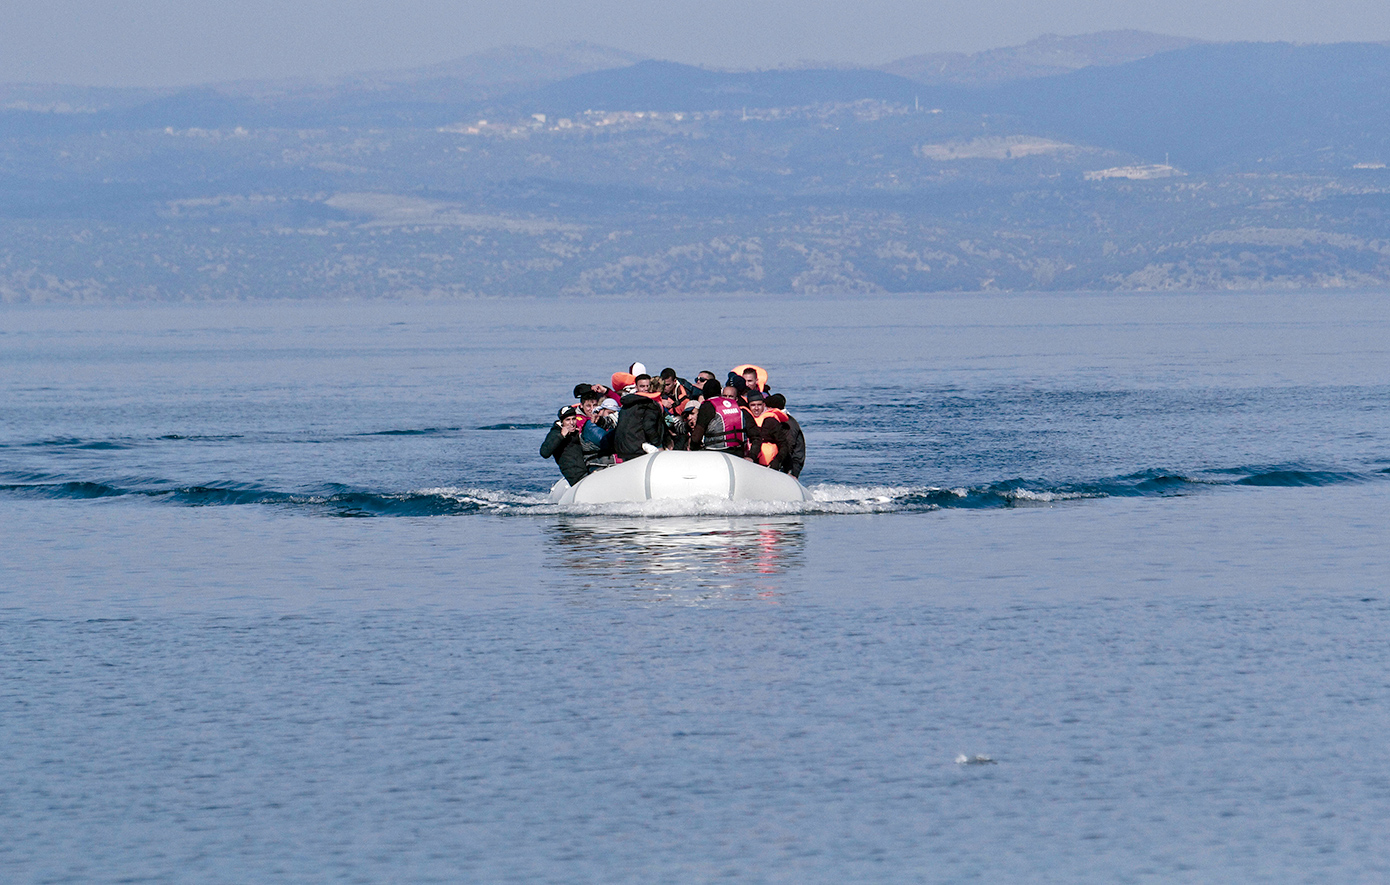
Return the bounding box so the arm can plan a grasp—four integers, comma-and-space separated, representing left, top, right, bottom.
629, 362, 647, 376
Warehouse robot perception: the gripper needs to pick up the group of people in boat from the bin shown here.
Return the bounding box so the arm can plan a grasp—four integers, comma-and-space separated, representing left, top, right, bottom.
540, 362, 806, 487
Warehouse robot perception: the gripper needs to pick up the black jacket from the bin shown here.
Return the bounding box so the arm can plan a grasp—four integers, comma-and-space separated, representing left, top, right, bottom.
613, 393, 668, 459
540, 422, 588, 485
781, 413, 805, 478
745, 412, 791, 472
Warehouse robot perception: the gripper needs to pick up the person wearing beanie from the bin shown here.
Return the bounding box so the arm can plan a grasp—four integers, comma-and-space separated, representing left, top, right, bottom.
539, 404, 588, 485
764, 393, 804, 479
743, 392, 790, 470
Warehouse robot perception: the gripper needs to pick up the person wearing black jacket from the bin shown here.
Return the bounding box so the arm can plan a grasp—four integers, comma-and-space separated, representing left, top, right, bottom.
613, 376, 669, 460
765, 393, 805, 479
743, 393, 790, 471
539, 405, 588, 485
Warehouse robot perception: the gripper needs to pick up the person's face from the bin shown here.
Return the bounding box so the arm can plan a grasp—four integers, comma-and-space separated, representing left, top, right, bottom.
635, 378, 651, 393
662, 377, 677, 394
748, 400, 766, 417
579, 400, 596, 418
685, 409, 698, 427
696, 373, 714, 387
722, 386, 737, 398
560, 416, 578, 433
743, 370, 758, 387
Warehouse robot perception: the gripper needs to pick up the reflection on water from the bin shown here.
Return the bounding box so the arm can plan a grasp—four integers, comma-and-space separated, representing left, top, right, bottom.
544, 516, 806, 603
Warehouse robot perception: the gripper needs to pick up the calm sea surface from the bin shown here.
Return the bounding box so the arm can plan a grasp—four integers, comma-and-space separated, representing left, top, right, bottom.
2, 292, 1389, 882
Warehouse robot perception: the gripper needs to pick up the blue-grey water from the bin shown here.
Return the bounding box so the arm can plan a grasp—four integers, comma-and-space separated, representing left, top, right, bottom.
2, 292, 1389, 882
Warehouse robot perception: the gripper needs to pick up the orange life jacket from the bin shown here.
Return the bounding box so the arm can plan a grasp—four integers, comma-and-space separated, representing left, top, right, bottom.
732, 364, 768, 392
746, 409, 783, 466
663, 387, 690, 417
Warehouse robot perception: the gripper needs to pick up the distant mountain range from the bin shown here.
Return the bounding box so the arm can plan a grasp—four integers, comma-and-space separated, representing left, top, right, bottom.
5, 36, 1389, 173
517, 61, 920, 115
962, 41, 1390, 170
5, 34, 1390, 299
882, 30, 1202, 86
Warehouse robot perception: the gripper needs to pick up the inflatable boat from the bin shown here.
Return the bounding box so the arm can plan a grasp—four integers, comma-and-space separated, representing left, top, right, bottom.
551, 450, 812, 505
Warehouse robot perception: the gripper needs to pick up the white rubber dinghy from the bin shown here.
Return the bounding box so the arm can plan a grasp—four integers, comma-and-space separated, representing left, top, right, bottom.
555, 450, 812, 505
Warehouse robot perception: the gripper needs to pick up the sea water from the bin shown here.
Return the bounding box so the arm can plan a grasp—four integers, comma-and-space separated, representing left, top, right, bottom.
2, 292, 1388, 882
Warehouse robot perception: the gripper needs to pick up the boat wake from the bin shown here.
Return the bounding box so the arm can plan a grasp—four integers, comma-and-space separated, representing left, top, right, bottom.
0, 464, 1382, 518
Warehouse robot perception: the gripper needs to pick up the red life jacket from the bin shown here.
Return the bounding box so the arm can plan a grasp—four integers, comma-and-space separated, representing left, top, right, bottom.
702, 396, 746, 452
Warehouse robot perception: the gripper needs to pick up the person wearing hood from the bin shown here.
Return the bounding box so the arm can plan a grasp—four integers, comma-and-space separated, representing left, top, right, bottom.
540, 405, 588, 485
610, 371, 637, 398
765, 393, 804, 478
612, 374, 669, 460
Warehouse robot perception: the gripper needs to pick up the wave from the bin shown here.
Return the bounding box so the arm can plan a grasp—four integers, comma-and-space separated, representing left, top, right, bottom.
0, 464, 1378, 517
358, 427, 458, 437
1232, 469, 1363, 487
5, 434, 246, 449
0, 479, 540, 517
12, 437, 134, 451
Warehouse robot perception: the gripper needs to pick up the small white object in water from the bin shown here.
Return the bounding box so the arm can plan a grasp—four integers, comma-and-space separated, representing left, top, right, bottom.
955, 754, 996, 765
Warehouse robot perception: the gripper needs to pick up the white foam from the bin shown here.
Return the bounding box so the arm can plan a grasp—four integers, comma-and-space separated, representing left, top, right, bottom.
417, 486, 552, 511
809, 482, 928, 502
1003, 488, 1098, 503
955, 754, 997, 765
417, 481, 1100, 517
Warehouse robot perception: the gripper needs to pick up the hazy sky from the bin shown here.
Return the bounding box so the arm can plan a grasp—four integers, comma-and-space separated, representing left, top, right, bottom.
5, 0, 1390, 87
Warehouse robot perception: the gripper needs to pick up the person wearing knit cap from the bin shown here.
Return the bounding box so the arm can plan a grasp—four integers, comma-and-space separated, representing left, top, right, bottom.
540, 404, 588, 485
743, 392, 790, 470
764, 393, 804, 479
